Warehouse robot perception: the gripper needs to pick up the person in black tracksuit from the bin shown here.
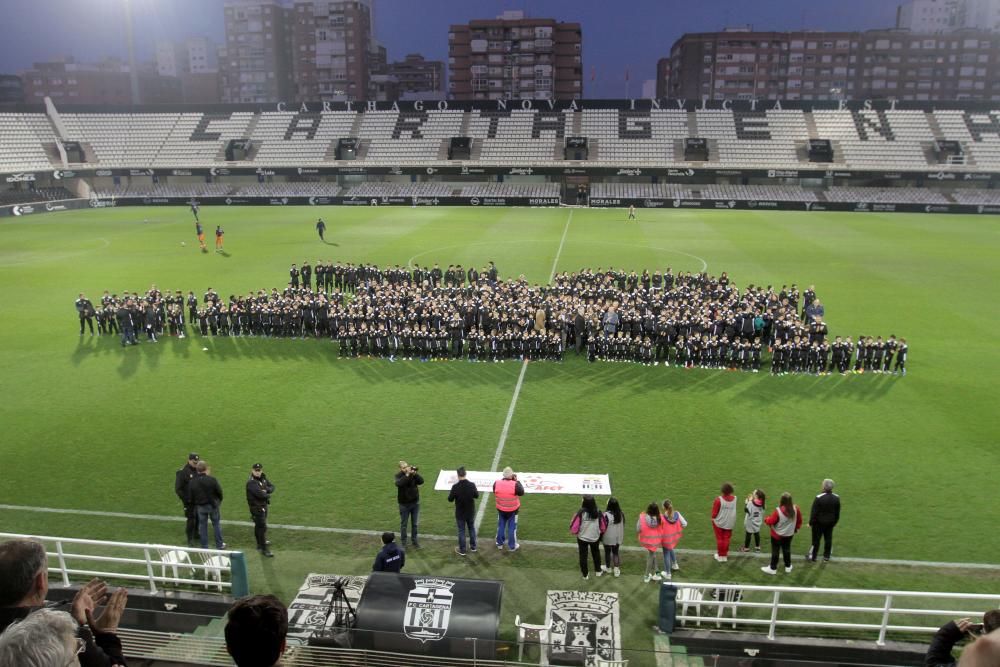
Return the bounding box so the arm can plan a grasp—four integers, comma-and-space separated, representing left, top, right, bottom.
174, 453, 200, 546
246, 463, 275, 557
807, 479, 841, 562
76, 294, 96, 335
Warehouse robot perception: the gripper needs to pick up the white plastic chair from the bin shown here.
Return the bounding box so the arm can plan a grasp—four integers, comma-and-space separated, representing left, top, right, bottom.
200, 553, 231, 592
595, 660, 629, 667
157, 549, 194, 584
713, 588, 742, 629
515, 613, 552, 665
677, 587, 705, 627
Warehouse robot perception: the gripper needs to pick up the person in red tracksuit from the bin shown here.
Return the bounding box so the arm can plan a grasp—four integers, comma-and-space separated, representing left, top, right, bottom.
761, 492, 803, 575
711, 482, 737, 562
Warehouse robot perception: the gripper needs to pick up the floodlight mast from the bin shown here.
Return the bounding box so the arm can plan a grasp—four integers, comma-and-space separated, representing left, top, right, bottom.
123, 0, 141, 104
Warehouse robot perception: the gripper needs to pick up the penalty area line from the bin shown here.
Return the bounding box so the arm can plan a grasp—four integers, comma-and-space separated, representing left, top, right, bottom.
0, 504, 998, 570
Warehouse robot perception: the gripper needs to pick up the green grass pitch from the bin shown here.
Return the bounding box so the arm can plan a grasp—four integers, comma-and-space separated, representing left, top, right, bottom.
0, 205, 997, 650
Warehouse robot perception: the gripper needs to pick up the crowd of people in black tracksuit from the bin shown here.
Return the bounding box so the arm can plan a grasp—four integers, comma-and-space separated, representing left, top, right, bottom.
75, 261, 907, 375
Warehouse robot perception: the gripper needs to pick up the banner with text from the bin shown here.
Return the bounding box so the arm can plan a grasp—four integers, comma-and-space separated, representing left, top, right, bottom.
434, 469, 612, 495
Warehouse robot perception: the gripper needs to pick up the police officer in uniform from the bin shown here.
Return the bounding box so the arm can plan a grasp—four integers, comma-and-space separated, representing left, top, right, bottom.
246, 463, 275, 557
175, 453, 200, 546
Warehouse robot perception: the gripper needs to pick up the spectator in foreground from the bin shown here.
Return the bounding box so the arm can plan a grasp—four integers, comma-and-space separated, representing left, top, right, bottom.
0, 538, 129, 666
958, 627, 1000, 667
372, 532, 405, 573
925, 611, 1000, 667
0, 608, 84, 667
224, 595, 288, 667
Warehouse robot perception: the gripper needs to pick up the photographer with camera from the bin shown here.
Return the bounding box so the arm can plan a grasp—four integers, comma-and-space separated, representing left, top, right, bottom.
925, 611, 1000, 667
247, 463, 275, 558
394, 461, 424, 549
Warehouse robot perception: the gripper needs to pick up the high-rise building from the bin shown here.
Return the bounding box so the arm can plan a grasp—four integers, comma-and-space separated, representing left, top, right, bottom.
155, 37, 220, 103
387, 54, 444, 98
0, 75, 24, 106
291, 0, 373, 102
20, 58, 181, 105
448, 10, 583, 100
955, 0, 1000, 31
655, 58, 671, 97
219, 0, 294, 103
665, 28, 1000, 101
897, 0, 1000, 32
896, 0, 960, 32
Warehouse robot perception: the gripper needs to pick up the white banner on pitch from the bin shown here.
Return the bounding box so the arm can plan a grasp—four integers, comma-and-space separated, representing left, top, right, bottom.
434, 470, 612, 495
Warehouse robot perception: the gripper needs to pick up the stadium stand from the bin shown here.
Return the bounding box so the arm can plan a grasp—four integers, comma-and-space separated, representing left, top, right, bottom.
343, 182, 454, 197
698, 184, 819, 202
0, 187, 73, 205
359, 109, 463, 163
823, 186, 950, 204
249, 112, 355, 164
459, 183, 561, 198
92, 183, 235, 198
589, 183, 817, 201
233, 182, 342, 197
696, 109, 806, 166
0, 113, 56, 171
470, 109, 570, 163
589, 183, 694, 199
950, 189, 1000, 204
580, 109, 686, 163
0, 105, 995, 173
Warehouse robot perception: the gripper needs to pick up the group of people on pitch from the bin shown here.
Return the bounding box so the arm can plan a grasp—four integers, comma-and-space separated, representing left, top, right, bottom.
706, 480, 842, 576
76, 262, 907, 375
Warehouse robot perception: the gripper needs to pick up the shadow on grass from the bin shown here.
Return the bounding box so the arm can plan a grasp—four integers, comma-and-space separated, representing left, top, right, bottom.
69, 336, 901, 399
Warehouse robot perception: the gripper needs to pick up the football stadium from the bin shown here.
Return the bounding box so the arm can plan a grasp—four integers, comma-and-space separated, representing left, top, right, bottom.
1, 3, 999, 667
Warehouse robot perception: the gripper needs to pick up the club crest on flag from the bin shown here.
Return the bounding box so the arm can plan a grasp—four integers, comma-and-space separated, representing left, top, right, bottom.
403, 578, 455, 643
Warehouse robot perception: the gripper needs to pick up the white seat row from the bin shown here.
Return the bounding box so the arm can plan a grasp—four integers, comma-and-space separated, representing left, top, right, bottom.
459, 183, 560, 197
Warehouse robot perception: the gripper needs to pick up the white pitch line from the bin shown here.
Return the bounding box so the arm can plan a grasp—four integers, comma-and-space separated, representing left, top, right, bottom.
471, 210, 574, 534
548, 209, 573, 282
472, 359, 529, 533
1, 504, 998, 571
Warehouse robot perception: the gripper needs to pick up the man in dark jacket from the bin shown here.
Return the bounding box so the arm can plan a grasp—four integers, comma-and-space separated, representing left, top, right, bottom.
924, 611, 1000, 667
175, 453, 200, 547
448, 467, 480, 556
246, 463, 275, 557
807, 478, 841, 562
188, 461, 226, 549
372, 532, 405, 573
0, 538, 129, 667
394, 461, 424, 548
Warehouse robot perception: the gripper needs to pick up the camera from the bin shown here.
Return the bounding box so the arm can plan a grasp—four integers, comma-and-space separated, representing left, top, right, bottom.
968, 623, 985, 635
410, 466, 418, 472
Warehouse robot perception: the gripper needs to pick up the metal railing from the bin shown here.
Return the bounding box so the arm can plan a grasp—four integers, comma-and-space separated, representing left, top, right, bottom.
119, 626, 680, 667
0, 532, 249, 597
667, 582, 1000, 646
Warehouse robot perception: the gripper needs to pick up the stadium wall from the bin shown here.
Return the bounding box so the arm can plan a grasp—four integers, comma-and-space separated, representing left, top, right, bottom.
4, 196, 1000, 218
